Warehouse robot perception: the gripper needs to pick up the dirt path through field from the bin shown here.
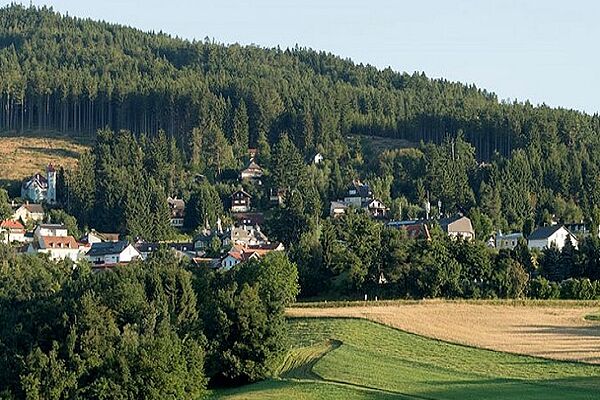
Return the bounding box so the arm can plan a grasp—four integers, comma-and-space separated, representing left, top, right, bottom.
287, 302, 600, 364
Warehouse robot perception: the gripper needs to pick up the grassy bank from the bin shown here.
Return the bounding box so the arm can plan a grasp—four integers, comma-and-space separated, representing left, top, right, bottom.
211, 317, 600, 399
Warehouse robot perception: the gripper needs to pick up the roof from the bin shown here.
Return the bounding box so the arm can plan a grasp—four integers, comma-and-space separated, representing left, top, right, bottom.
39, 223, 67, 229
498, 232, 523, 240
347, 180, 372, 198
1, 220, 25, 230
40, 235, 78, 249
243, 160, 262, 172
87, 240, 130, 257
330, 201, 349, 209
528, 225, 566, 240
22, 173, 48, 190
20, 203, 44, 214
437, 215, 466, 228
135, 242, 194, 253
231, 189, 252, 199
232, 212, 265, 226
167, 197, 186, 218
167, 196, 185, 208
387, 220, 431, 240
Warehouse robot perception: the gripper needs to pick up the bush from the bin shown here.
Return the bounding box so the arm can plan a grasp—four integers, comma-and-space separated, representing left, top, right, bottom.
529, 276, 559, 299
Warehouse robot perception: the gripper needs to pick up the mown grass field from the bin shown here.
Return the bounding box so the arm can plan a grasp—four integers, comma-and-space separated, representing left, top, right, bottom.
211, 317, 600, 399
0, 130, 89, 181
288, 300, 600, 363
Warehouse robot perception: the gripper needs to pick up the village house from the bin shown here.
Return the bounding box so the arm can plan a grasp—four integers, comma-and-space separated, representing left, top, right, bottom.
388, 215, 474, 241
330, 201, 349, 217
387, 220, 432, 240
344, 180, 373, 207
12, 203, 44, 224
27, 223, 82, 261
219, 242, 285, 270
34, 223, 68, 238
269, 188, 285, 206
240, 159, 263, 182
21, 164, 57, 204
80, 230, 120, 245
313, 153, 324, 164
231, 189, 251, 213
220, 248, 260, 270
86, 240, 142, 267
232, 212, 264, 227
230, 224, 269, 247
167, 196, 185, 227
438, 215, 475, 241
365, 198, 388, 218
135, 241, 195, 260
528, 225, 578, 251
330, 180, 387, 218
0, 220, 26, 244
495, 232, 523, 250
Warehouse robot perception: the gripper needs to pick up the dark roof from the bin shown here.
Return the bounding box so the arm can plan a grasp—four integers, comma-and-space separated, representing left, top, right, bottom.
232, 212, 264, 226
22, 203, 44, 213
136, 242, 194, 253
231, 189, 252, 198
528, 225, 565, 240
87, 241, 130, 257
347, 180, 372, 198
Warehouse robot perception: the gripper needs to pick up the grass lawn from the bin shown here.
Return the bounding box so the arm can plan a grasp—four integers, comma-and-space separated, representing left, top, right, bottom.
211, 317, 600, 399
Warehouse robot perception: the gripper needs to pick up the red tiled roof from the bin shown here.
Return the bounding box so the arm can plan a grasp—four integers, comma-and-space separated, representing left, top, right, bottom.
40, 235, 78, 249
1, 220, 25, 230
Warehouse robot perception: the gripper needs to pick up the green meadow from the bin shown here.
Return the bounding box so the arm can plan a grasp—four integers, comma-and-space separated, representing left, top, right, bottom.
212, 317, 600, 399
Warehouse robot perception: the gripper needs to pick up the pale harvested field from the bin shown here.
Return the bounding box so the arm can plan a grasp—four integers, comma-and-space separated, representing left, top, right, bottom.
0, 133, 89, 180
287, 301, 600, 364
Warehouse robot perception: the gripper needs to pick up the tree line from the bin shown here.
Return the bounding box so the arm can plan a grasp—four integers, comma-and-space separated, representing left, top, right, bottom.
2, 4, 600, 162
0, 246, 298, 399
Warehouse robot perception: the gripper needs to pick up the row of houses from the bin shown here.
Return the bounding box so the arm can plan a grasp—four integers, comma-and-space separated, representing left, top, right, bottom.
387, 214, 587, 252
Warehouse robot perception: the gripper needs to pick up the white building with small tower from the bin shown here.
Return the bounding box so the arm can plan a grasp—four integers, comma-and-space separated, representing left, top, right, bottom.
21, 164, 57, 204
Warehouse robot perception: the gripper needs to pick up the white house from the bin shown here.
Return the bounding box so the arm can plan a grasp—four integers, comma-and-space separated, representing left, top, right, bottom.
29, 235, 81, 261
313, 153, 324, 164
0, 220, 26, 244
240, 160, 263, 181
81, 230, 120, 245
21, 164, 57, 204
34, 224, 68, 238
496, 232, 523, 250
13, 203, 44, 224
528, 225, 578, 251
86, 241, 141, 267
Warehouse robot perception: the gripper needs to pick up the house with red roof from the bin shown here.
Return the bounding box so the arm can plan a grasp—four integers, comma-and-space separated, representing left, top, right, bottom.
1, 220, 26, 244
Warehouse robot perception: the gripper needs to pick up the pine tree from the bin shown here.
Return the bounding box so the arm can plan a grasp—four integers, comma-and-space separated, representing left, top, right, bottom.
232, 100, 250, 160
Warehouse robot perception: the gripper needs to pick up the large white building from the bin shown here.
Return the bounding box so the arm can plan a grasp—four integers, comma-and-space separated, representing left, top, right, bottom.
21, 164, 57, 204
528, 225, 578, 251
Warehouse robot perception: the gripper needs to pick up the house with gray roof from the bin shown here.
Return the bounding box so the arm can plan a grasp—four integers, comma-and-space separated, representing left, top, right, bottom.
528, 225, 578, 251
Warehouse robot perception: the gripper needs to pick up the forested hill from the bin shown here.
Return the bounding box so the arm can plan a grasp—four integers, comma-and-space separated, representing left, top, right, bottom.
1, 4, 598, 161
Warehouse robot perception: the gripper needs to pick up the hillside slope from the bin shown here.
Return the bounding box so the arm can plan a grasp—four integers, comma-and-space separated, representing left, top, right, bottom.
1, 4, 598, 161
